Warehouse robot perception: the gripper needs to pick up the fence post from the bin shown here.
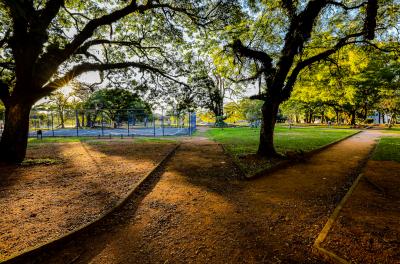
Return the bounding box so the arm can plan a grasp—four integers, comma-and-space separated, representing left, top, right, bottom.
153, 116, 156, 137
127, 110, 130, 136
101, 111, 104, 137
51, 111, 54, 137
162, 108, 165, 136
75, 109, 79, 137
188, 112, 191, 136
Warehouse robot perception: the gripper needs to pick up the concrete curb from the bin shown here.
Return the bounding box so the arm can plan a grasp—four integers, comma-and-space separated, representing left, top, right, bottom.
222, 130, 362, 180
1, 144, 180, 264
313, 139, 379, 264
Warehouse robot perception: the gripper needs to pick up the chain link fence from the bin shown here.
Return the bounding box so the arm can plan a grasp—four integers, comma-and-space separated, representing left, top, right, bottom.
0, 109, 196, 138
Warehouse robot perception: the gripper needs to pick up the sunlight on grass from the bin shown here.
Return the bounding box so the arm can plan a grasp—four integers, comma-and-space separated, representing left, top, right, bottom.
206, 127, 359, 156
372, 137, 400, 162
380, 127, 400, 134
28, 137, 90, 144
21, 158, 62, 166
206, 127, 359, 176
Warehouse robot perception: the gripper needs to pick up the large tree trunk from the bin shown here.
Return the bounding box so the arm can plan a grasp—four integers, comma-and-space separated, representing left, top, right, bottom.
350, 110, 356, 125
0, 102, 32, 163
258, 100, 280, 157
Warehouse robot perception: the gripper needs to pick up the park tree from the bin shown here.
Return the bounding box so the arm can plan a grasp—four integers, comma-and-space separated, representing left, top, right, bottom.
85, 88, 151, 128
47, 91, 72, 128
188, 63, 239, 126
0, 0, 240, 162
288, 45, 400, 125
223, 0, 398, 157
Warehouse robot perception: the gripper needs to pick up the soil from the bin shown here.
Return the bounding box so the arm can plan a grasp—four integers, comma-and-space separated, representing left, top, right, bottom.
0, 140, 176, 260
322, 159, 400, 263
8, 131, 389, 264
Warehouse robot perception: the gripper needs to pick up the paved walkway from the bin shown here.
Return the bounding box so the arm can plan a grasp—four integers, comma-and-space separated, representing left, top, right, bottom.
17, 131, 380, 264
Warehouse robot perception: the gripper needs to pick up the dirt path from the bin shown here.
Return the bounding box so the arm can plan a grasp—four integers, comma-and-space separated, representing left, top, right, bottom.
323, 159, 400, 263
0, 141, 176, 260
12, 131, 381, 264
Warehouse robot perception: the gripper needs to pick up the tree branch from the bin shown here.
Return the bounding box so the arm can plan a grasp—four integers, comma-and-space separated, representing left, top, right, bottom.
76, 39, 161, 55
327, 1, 367, 10
229, 39, 273, 69
39, 61, 187, 99
281, 32, 365, 100
35, 0, 65, 33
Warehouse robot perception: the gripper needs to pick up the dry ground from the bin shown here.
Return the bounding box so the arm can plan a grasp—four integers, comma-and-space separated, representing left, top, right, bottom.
3, 131, 399, 264
8, 131, 389, 264
323, 159, 400, 263
0, 140, 176, 260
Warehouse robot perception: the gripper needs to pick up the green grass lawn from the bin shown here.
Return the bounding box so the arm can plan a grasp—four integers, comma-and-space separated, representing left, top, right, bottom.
28, 137, 89, 143
372, 137, 400, 162
379, 127, 400, 134
206, 127, 359, 156
206, 127, 359, 176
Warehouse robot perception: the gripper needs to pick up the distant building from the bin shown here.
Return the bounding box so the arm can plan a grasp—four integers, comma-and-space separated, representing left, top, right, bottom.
368, 111, 391, 124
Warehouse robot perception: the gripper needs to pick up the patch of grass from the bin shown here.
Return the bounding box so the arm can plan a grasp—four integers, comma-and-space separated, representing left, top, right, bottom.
206, 127, 358, 156
372, 137, 400, 162
133, 137, 177, 144
206, 127, 359, 176
380, 127, 400, 134
21, 158, 62, 166
28, 137, 91, 144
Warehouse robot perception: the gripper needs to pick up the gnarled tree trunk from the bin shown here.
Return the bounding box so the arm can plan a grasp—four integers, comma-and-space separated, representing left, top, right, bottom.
258, 100, 280, 157
0, 101, 32, 163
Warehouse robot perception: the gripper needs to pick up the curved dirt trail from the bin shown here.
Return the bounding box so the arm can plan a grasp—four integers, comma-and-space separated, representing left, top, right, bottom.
17, 131, 380, 264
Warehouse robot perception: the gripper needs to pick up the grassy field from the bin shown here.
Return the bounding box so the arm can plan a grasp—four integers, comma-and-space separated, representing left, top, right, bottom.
372, 137, 400, 162
379, 127, 400, 134
206, 127, 359, 156
28, 137, 89, 143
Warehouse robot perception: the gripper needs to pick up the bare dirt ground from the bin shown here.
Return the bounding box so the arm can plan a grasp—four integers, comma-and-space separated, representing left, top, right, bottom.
0, 140, 176, 260
11, 131, 388, 264
323, 159, 400, 263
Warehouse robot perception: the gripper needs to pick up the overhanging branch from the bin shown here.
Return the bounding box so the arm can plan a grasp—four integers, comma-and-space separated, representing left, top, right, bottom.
327, 1, 367, 10
39, 61, 187, 98
229, 39, 273, 69
281, 32, 365, 100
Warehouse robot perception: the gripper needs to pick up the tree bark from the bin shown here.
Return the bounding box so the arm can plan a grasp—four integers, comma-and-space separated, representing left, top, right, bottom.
257, 101, 280, 157
0, 102, 32, 163
351, 110, 356, 125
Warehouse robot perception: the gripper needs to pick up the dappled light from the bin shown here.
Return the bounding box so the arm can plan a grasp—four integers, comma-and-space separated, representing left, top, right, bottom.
0, 0, 399, 263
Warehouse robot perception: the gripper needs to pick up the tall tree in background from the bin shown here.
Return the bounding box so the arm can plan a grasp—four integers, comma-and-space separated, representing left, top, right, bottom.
0, 0, 239, 162
48, 91, 72, 128
188, 61, 240, 126
85, 88, 151, 128
227, 0, 398, 157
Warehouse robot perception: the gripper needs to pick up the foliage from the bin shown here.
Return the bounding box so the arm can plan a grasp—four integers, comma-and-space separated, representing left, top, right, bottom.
280, 46, 400, 125
0, 0, 243, 162
85, 88, 151, 126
